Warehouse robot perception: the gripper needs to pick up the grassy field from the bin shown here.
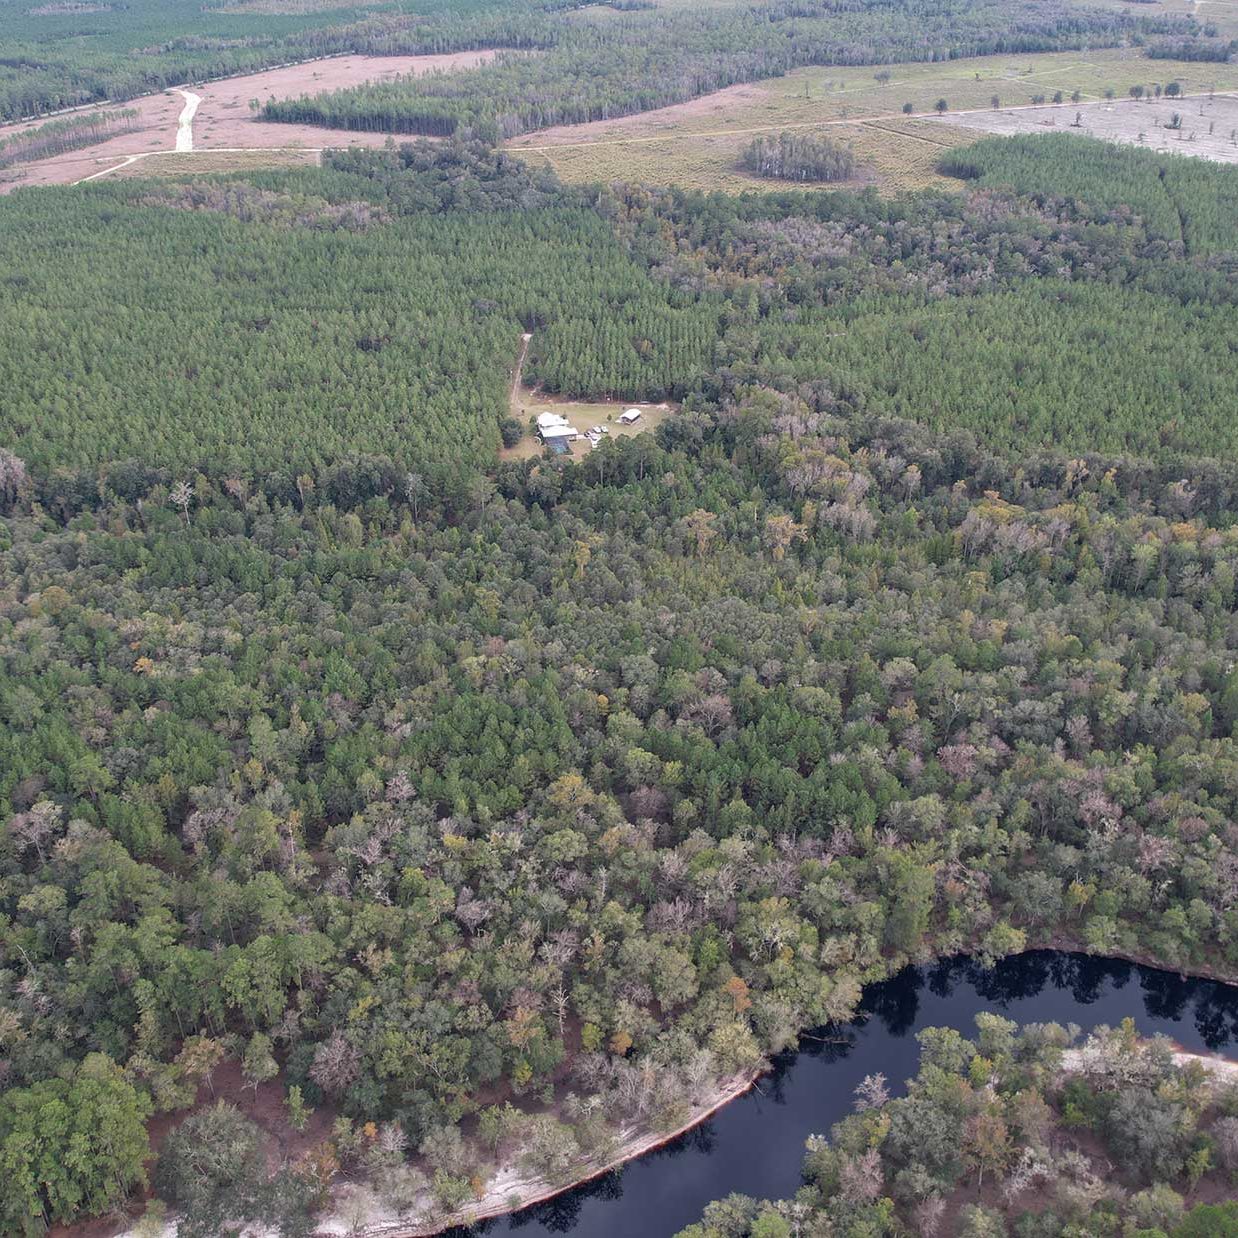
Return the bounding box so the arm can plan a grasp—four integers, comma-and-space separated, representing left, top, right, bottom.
112, 149, 321, 177
507, 47, 1238, 193
515, 117, 979, 193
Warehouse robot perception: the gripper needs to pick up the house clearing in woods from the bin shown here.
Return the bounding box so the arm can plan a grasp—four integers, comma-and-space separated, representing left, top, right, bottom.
536, 411, 580, 455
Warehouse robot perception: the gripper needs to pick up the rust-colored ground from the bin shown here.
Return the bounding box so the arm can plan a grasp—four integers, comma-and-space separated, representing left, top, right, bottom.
508, 79, 773, 150
48, 1058, 340, 1238
0, 50, 496, 193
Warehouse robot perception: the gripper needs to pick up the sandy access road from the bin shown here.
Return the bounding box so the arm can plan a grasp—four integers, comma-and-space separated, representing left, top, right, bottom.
0, 50, 496, 194
174, 89, 200, 153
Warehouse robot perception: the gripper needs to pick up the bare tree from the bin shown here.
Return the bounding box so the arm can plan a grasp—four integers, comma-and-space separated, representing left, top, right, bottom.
838, 1148, 884, 1203
914, 1197, 947, 1237
0, 448, 30, 513
310, 1030, 361, 1097
170, 478, 194, 525
550, 983, 570, 1037
404, 471, 427, 521
454, 887, 492, 932
853, 1072, 890, 1111
8, 800, 65, 863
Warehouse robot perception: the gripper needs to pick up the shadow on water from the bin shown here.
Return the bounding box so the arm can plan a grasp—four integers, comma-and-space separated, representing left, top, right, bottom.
450, 950, 1238, 1238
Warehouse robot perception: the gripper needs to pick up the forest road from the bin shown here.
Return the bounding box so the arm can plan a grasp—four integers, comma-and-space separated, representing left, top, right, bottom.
511, 331, 533, 409
174, 89, 201, 153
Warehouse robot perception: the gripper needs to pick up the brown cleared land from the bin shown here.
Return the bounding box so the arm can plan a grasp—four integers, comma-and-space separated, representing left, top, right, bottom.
928, 93, 1238, 165
507, 48, 1238, 192
0, 51, 497, 193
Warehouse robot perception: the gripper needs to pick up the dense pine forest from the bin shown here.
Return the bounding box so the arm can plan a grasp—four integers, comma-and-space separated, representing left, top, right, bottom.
3, 132, 1238, 1235
939, 132, 1238, 258
0, 0, 518, 122
2, 136, 1235, 487
0, 143, 715, 479
676, 1018, 1238, 1237
0, 109, 139, 170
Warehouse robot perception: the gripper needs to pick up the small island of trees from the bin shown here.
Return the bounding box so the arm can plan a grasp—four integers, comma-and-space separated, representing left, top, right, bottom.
739, 131, 857, 183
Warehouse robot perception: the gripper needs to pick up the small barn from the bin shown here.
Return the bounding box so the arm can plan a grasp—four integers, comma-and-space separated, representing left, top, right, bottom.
620, 408, 642, 425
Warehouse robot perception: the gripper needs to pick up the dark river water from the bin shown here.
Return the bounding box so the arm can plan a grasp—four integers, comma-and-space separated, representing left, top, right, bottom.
454, 950, 1238, 1238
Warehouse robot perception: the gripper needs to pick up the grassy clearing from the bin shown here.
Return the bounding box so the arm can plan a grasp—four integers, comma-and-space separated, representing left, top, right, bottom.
502, 390, 673, 461
507, 48, 1238, 193
830, 119, 981, 191
210, 0, 388, 11
751, 47, 1238, 123
517, 119, 978, 192
114, 149, 322, 177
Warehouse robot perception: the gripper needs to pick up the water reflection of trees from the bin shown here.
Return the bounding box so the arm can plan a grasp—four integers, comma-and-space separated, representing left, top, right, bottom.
860, 964, 923, 1036
470, 951, 1238, 1236
505, 1169, 627, 1233
499, 1124, 719, 1234
1156, 974, 1238, 1050
923, 950, 1128, 1006
862, 951, 1238, 1051
767, 1028, 859, 1104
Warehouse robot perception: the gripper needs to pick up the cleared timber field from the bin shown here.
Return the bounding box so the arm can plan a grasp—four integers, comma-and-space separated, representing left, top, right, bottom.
507, 47, 1238, 192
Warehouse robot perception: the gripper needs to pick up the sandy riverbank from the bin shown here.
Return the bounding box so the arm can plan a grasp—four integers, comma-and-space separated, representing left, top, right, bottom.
114, 1069, 760, 1238
318, 1070, 760, 1237
295, 1042, 1238, 1236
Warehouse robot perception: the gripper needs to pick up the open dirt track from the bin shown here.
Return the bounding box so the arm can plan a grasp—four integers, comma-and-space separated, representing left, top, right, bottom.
0, 51, 496, 193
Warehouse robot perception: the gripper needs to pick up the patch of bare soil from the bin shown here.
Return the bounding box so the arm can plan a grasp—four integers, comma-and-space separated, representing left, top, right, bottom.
508, 79, 775, 149
927, 92, 1238, 165
0, 50, 497, 193
317, 1070, 761, 1238
50, 1060, 339, 1238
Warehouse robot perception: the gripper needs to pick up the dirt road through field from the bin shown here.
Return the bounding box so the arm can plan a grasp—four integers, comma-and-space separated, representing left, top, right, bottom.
0, 50, 497, 193
511, 333, 533, 410
173, 90, 200, 153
